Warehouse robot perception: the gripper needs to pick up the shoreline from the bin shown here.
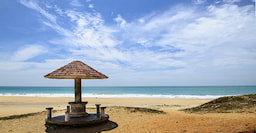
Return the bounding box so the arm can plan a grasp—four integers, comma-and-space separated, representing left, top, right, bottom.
0, 96, 211, 104
0, 96, 210, 117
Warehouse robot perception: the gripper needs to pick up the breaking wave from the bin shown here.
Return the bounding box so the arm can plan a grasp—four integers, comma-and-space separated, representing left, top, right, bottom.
0, 93, 229, 99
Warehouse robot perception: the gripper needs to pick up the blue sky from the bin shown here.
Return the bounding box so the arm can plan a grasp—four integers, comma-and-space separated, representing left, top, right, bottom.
0, 0, 255, 86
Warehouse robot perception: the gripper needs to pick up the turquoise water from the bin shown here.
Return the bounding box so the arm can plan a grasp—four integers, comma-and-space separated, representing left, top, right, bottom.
0, 86, 256, 99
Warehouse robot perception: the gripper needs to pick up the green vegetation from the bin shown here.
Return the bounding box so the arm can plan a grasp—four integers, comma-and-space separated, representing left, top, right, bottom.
0, 112, 43, 120
152, 104, 182, 109
0, 109, 62, 121
0, 106, 166, 121
122, 107, 166, 114
182, 94, 256, 113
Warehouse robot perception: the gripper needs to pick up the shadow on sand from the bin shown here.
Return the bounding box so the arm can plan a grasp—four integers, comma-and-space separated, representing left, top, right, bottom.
45, 120, 118, 133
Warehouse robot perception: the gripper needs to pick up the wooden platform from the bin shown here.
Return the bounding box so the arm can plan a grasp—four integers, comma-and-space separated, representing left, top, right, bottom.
45, 113, 109, 127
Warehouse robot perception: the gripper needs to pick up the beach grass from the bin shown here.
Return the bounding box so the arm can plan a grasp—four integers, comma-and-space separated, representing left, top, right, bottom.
151, 104, 183, 109
0, 112, 41, 120
122, 106, 166, 114
0, 106, 165, 121
182, 94, 256, 113
0, 109, 63, 120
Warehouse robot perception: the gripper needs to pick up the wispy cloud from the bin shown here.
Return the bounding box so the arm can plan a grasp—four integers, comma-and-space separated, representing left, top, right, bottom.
222, 0, 242, 3
19, 0, 71, 37
8, 0, 256, 85
89, 4, 94, 8
18, 0, 256, 70
119, 3, 256, 70
192, 0, 207, 4
19, 0, 57, 23
114, 14, 127, 27
11, 45, 47, 61
70, 0, 83, 7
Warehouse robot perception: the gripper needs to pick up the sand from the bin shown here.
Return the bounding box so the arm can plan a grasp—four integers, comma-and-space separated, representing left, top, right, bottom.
0, 96, 256, 133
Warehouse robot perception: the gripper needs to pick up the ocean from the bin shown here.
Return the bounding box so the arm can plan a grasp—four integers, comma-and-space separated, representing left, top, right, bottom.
0, 86, 256, 99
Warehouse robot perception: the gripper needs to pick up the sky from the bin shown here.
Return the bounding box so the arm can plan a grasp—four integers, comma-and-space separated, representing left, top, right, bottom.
0, 0, 256, 86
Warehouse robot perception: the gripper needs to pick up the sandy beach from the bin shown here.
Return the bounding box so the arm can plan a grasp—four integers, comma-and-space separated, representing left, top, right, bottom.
0, 96, 256, 133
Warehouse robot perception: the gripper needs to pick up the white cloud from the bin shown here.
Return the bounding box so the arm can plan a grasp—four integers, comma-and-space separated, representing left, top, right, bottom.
11, 45, 47, 61
166, 4, 256, 65
64, 10, 120, 51
192, 0, 207, 4
222, 0, 242, 3
47, 2, 256, 72
19, 1, 73, 38
125, 4, 256, 69
13, 1, 256, 86
114, 14, 127, 27
54, 5, 64, 16
19, 0, 56, 23
23, 4, 123, 63
70, 0, 83, 7
89, 4, 94, 8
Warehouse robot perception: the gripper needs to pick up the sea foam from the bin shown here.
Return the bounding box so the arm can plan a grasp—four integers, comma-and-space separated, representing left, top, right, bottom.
0, 93, 227, 99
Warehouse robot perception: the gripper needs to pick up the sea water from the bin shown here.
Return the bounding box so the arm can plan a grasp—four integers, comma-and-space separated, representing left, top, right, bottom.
0, 86, 256, 99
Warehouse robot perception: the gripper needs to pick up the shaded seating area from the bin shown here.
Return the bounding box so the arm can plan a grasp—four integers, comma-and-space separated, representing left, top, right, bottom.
45, 104, 108, 127
44, 61, 111, 128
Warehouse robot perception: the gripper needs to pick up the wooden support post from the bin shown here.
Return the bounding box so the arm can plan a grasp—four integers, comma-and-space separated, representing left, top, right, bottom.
66, 106, 70, 112
65, 111, 70, 122
46, 107, 53, 120
101, 107, 106, 117
75, 78, 81, 103
95, 104, 101, 117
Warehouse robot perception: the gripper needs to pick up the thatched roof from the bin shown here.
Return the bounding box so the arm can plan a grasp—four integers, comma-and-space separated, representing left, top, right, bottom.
44, 61, 108, 79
